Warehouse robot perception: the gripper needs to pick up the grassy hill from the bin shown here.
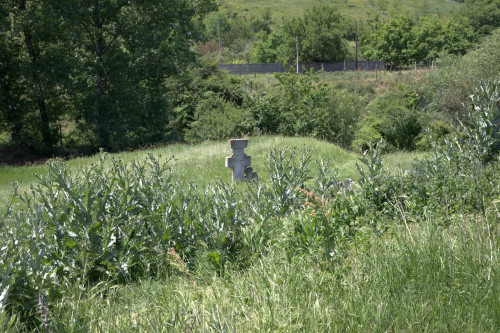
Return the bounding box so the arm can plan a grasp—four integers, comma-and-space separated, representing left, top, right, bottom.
1, 136, 498, 332
223, 0, 462, 21
0, 136, 421, 211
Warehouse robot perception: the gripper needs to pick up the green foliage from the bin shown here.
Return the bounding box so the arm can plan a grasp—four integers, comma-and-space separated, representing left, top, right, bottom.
459, 0, 500, 35
380, 107, 422, 150
415, 120, 452, 151
314, 89, 367, 147
0, 146, 317, 327
2, 90, 500, 329
184, 92, 251, 143
0, 0, 69, 153
422, 28, 500, 115
250, 31, 283, 63
245, 69, 367, 147
363, 14, 476, 66
42, 214, 500, 331
356, 142, 391, 207
166, 64, 247, 142
355, 86, 423, 151
245, 93, 282, 134
410, 15, 476, 63
201, 8, 272, 63
458, 79, 500, 163
274, 69, 329, 136
277, 4, 349, 63
0, 0, 218, 154
362, 16, 414, 66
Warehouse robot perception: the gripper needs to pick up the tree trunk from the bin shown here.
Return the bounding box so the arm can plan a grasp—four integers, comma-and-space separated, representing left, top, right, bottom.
93, 0, 111, 150
24, 30, 52, 152
0, 72, 21, 144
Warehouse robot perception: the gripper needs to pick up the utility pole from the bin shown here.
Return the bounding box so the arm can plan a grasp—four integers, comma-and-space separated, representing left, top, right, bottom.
217, 19, 222, 52
355, 20, 359, 71
296, 36, 299, 73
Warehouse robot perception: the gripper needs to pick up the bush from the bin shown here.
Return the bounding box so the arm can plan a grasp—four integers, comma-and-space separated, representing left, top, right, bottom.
184, 92, 252, 143
245, 93, 282, 134
380, 107, 422, 150
354, 86, 423, 151
314, 89, 367, 147
247, 69, 366, 147
415, 120, 453, 151
422, 28, 500, 116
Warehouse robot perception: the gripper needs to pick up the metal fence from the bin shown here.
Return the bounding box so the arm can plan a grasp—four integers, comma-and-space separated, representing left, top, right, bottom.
217, 60, 385, 75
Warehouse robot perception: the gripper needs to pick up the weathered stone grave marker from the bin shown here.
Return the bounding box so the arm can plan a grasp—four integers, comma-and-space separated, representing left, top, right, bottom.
225, 139, 258, 181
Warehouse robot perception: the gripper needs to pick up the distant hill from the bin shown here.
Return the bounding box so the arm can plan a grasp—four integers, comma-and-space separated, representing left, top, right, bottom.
221, 0, 462, 22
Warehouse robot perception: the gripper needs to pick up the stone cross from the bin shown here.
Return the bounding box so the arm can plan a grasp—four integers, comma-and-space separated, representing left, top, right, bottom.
225, 139, 258, 181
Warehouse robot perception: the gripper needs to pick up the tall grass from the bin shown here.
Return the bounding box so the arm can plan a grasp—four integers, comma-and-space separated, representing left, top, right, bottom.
43, 212, 499, 332
240, 69, 423, 97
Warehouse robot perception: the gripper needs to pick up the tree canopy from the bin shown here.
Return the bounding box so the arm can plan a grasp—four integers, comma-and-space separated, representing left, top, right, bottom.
362, 15, 476, 66
0, 0, 217, 154
278, 5, 349, 63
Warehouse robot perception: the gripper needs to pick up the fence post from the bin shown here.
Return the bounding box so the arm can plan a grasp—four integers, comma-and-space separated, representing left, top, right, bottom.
322, 63, 325, 82
217, 19, 222, 52
375, 63, 378, 84
344, 61, 346, 71
355, 20, 358, 70
296, 36, 299, 73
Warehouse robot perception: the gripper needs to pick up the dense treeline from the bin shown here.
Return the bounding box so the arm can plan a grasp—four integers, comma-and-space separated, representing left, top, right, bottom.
0, 0, 217, 155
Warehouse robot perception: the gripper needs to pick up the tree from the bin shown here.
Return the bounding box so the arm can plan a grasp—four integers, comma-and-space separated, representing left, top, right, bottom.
410, 15, 475, 63
251, 31, 283, 63
441, 17, 476, 55
278, 4, 349, 63
51, 0, 217, 151
459, 0, 500, 35
0, 4, 22, 145
0, 0, 69, 153
362, 16, 413, 67
409, 16, 444, 63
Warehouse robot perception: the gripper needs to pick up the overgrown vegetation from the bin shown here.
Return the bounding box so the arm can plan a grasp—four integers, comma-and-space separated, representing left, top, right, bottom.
2, 0, 500, 329
0, 80, 499, 330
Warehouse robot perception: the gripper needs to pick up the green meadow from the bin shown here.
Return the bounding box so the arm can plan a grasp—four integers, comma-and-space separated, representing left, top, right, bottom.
0, 136, 422, 211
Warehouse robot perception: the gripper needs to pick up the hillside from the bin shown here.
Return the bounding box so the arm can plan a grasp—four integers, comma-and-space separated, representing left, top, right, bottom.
222, 0, 462, 21
0, 136, 423, 211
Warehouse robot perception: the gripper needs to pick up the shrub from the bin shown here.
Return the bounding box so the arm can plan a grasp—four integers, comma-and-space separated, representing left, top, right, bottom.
379, 106, 422, 150
422, 28, 500, 116
184, 92, 252, 143
354, 86, 423, 151
245, 93, 282, 134
274, 68, 329, 137
314, 89, 367, 147
248, 69, 366, 147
